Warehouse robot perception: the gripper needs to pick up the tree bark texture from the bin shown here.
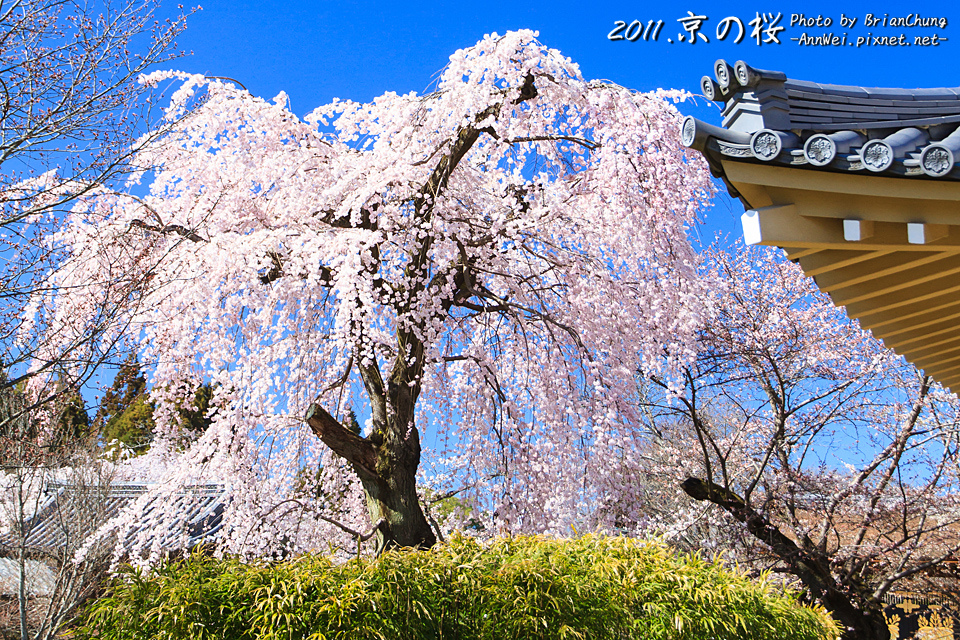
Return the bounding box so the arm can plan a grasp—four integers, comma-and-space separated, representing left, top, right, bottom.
303, 79, 542, 552
305, 402, 436, 551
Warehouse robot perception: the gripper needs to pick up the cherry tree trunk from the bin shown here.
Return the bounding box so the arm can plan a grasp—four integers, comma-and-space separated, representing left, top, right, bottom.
822, 595, 890, 640
306, 387, 436, 551
682, 477, 890, 640
357, 423, 436, 552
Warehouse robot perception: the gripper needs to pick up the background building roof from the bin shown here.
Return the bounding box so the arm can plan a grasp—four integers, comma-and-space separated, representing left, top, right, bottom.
0, 482, 225, 561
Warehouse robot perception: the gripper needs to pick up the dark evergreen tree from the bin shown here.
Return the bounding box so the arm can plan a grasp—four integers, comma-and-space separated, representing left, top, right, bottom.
95, 355, 154, 452
52, 388, 92, 449
95, 355, 216, 454
178, 382, 216, 436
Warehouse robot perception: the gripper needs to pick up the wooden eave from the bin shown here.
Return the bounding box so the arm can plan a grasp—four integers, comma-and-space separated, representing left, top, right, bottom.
685, 62, 960, 392
721, 158, 960, 390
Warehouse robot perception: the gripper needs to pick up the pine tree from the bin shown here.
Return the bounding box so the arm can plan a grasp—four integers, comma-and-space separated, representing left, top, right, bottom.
95, 355, 154, 452
95, 355, 216, 454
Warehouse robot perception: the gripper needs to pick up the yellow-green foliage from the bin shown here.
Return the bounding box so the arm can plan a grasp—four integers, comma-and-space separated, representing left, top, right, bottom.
76, 535, 838, 640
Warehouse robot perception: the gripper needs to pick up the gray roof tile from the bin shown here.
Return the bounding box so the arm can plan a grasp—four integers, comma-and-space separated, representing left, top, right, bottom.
0, 483, 225, 560
684, 64, 960, 182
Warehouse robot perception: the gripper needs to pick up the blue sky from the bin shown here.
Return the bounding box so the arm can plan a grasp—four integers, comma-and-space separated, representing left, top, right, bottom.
167, 0, 958, 240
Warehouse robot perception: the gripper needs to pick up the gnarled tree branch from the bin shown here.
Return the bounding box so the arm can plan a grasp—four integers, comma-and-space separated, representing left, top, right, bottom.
305, 402, 377, 480
682, 476, 890, 640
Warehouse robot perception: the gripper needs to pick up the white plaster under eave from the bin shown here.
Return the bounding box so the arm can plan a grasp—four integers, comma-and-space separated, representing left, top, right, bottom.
908, 223, 950, 245
742, 204, 798, 246
844, 219, 874, 242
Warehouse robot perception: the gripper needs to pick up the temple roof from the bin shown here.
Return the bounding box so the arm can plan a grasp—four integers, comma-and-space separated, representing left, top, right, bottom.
684, 59, 960, 197
0, 482, 225, 561
683, 62, 960, 392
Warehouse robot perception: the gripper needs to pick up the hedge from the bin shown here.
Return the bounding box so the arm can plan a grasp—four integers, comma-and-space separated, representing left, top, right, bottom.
75, 535, 838, 640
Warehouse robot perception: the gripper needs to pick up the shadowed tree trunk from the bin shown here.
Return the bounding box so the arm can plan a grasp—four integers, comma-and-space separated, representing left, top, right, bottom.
305, 327, 440, 550
682, 477, 890, 640
306, 400, 435, 551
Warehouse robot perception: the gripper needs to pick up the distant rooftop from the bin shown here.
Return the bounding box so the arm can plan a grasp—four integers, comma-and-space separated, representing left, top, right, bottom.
0, 482, 225, 561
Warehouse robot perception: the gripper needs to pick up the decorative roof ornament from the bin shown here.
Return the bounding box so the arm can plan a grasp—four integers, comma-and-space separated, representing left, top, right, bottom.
681, 116, 697, 148
714, 59, 733, 90
750, 130, 781, 161
861, 140, 894, 172
922, 145, 955, 177
684, 59, 960, 185
803, 134, 836, 166
920, 129, 960, 177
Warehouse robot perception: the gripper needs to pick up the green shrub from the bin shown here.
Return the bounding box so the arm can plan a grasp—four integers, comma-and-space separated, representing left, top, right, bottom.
75, 535, 838, 640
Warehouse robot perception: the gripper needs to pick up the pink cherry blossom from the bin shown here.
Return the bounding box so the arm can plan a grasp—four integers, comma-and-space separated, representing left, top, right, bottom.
38, 30, 713, 557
